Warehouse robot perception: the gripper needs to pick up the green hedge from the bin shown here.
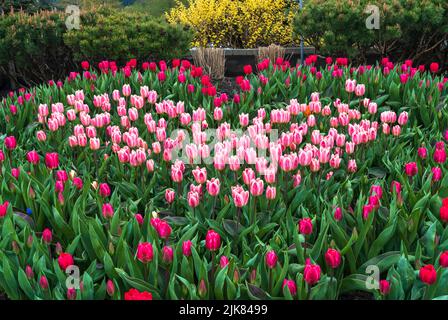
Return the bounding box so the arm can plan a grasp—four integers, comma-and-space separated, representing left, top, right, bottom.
64, 7, 192, 65
0, 10, 72, 87
0, 7, 192, 89
294, 0, 448, 65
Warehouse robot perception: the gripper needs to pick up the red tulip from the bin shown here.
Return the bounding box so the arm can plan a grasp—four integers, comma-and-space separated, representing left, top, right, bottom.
282, 279, 297, 296
379, 280, 391, 295
73, 177, 83, 190
26, 150, 40, 164
102, 203, 114, 219
325, 248, 341, 269
334, 207, 343, 221
99, 183, 111, 197
45, 152, 59, 169
124, 288, 153, 300
42, 228, 53, 244
106, 279, 115, 296
162, 246, 174, 264
265, 250, 278, 269
25, 265, 34, 279
136, 242, 154, 263
419, 264, 437, 285
439, 251, 448, 268
430, 62, 439, 73
58, 252, 74, 271
243, 65, 253, 75
135, 213, 144, 226
4, 136, 17, 150
205, 229, 221, 251
39, 275, 49, 290
220, 256, 229, 268
81, 61, 90, 70
404, 162, 418, 177
182, 240, 192, 257
0, 201, 9, 218
303, 260, 321, 285
155, 220, 172, 239
440, 206, 448, 223
298, 218, 313, 235
67, 288, 77, 300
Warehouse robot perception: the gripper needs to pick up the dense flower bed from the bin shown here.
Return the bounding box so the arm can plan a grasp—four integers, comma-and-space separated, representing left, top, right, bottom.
0, 56, 447, 300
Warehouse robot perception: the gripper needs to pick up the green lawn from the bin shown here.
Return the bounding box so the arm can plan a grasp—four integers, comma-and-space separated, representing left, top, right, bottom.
122, 0, 180, 16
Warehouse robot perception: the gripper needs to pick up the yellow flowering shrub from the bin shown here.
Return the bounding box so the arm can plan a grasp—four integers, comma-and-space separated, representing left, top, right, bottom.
166, 0, 298, 48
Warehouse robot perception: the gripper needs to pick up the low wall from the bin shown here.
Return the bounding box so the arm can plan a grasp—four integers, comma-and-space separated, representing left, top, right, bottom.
189, 47, 315, 77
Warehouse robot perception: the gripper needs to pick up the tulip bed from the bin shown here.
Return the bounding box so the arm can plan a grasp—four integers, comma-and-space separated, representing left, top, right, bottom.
0, 56, 448, 300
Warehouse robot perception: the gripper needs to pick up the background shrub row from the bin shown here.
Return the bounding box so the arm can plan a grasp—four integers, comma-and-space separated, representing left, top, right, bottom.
294, 0, 448, 66
0, 7, 191, 89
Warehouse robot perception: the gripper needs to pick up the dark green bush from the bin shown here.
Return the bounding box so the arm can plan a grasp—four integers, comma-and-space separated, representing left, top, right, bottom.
294, 0, 448, 65
0, 10, 73, 87
0, 7, 192, 90
0, 0, 55, 14
63, 7, 192, 65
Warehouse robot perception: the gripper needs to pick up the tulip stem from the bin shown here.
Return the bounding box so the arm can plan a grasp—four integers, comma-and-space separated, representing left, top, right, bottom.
211, 251, 216, 284
212, 196, 217, 220
251, 196, 257, 226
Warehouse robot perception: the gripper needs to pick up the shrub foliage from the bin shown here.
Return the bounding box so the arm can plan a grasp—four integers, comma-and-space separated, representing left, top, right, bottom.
294, 0, 448, 65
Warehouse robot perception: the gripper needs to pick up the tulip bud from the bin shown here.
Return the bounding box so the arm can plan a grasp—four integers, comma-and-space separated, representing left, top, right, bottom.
233, 269, 239, 283
27, 235, 34, 248
250, 269, 257, 283
39, 275, 49, 290
12, 240, 20, 254
67, 288, 77, 300
220, 256, 229, 268
106, 279, 115, 297
162, 246, 174, 264
42, 228, 53, 244
198, 279, 207, 298
182, 240, 192, 257
25, 265, 34, 279
55, 242, 63, 255
108, 241, 115, 255
265, 250, 278, 269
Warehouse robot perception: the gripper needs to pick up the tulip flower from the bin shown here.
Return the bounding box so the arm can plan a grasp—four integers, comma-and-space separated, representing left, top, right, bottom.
106, 280, 115, 297
182, 240, 192, 257
124, 288, 153, 300
102, 203, 114, 219
282, 279, 297, 296
419, 264, 437, 285
205, 229, 221, 251
0, 201, 9, 218
379, 280, 391, 295
162, 246, 174, 264
99, 183, 111, 197
45, 152, 59, 169
58, 252, 74, 271
303, 260, 321, 286
136, 242, 154, 263
265, 250, 278, 269
4, 136, 17, 150
325, 248, 341, 269
42, 228, 53, 244
39, 275, 49, 290
404, 162, 418, 177
298, 218, 313, 235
